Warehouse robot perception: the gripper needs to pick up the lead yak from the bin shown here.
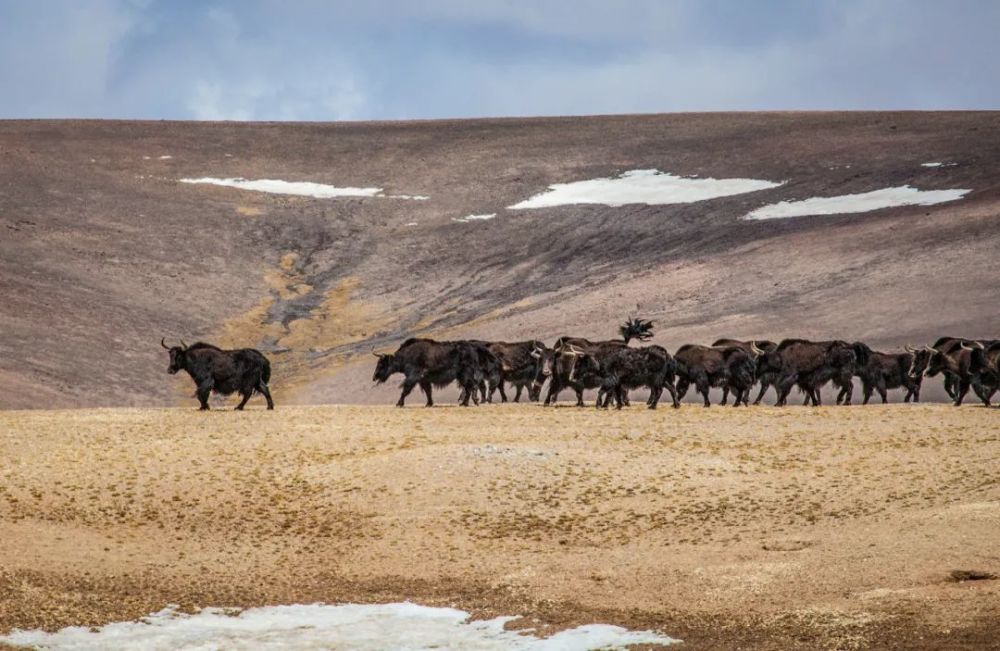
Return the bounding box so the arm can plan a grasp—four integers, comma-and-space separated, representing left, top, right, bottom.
161, 339, 274, 410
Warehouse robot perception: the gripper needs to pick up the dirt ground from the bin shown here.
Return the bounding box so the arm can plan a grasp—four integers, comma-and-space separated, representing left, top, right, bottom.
0, 403, 997, 649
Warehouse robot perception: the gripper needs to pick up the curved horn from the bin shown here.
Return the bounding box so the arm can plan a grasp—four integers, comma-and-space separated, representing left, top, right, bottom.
180, 339, 188, 350
564, 344, 585, 356
371, 346, 381, 357
161, 337, 170, 350
961, 342, 985, 350
904, 345, 915, 353
750, 341, 764, 356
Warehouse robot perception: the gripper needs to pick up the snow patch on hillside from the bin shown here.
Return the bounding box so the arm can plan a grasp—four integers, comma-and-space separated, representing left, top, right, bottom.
744, 186, 970, 220
509, 169, 782, 209
453, 213, 497, 223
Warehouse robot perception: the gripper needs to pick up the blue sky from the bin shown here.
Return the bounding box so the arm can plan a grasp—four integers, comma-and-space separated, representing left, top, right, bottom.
1, 0, 998, 120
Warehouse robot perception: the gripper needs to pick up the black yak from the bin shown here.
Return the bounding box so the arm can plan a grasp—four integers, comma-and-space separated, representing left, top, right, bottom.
161, 339, 274, 410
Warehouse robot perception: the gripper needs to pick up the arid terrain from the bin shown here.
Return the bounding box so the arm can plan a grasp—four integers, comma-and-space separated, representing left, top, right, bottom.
0, 404, 997, 649
1, 113, 999, 409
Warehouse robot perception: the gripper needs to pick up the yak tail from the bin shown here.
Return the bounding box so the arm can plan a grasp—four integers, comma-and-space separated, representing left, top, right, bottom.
260, 358, 271, 386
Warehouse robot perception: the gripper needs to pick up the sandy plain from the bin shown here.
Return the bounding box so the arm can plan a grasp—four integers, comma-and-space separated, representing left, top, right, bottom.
0, 403, 997, 649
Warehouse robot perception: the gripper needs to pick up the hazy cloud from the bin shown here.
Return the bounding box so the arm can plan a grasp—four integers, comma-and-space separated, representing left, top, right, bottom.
0, 0, 997, 120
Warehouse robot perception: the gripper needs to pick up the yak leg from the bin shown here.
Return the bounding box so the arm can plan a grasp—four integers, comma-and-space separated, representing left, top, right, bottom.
839, 379, 853, 405
953, 378, 970, 406
257, 381, 275, 410
661, 379, 681, 409
497, 380, 509, 403
544, 380, 561, 406
695, 375, 711, 407
753, 380, 771, 406
647, 385, 661, 410
972, 380, 993, 407
675, 377, 690, 401
912, 382, 921, 403
574, 386, 585, 407
513, 384, 522, 402
876, 377, 888, 404
775, 375, 797, 407
235, 391, 252, 410
617, 385, 629, 410
719, 387, 730, 406
196, 380, 213, 410
943, 375, 958, 400
862, 380, 874, 405
397, 378, 419, 407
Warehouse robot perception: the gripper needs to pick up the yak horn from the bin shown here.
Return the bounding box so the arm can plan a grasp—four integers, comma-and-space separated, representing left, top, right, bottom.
904, 345, 915, 353
180, 339, 188, 350
161, 337, 170, 349
924, 345, 936, 352
371, 346, 385, 357
961, 341, 985, 350
750, 341, 764, 355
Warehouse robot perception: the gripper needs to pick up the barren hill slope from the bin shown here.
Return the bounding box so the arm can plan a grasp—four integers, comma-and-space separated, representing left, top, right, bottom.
1, 112, 998, 408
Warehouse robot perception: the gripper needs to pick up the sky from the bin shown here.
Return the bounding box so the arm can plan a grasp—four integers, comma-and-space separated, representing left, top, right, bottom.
1, 0, 998, 121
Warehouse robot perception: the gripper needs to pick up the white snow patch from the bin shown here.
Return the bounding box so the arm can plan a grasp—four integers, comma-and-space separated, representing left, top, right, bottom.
744, 186, 970, 220
921, 161, 956, 168
180, 177, 382, 199
0, 602, 679, 650
453, 213, 497, 223
508, 169, 782, 209
179, 177, 429, 201
405, 222, 419, 226
158, 155, 173, 160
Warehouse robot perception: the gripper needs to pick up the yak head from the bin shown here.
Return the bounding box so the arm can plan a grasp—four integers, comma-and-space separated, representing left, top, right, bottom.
906, 345, 937, 379
530, 343, 554, 391
371, 349, 397, 384
161, 338, 189, 374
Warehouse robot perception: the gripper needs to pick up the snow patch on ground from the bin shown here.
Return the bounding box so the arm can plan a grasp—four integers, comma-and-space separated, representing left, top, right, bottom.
921, 161, 957, 168
508, 169, 782, 209
453, 213, 497, 223
744, 186, 970, 220
0, 602, 679, 650
180, 177, 382, 199
179, 177, 429, 200
159, 155, 173, 160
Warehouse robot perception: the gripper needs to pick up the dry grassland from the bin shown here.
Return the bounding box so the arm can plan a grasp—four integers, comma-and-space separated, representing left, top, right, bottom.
0, 404, 997, 649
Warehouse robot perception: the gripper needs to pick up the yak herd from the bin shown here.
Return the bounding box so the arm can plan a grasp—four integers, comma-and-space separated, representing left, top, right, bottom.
162, 320, 1000, 410
369, 320, 1000, 410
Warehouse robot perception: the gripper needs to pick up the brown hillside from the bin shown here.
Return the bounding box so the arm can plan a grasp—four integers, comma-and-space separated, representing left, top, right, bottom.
1, 113, 998, 408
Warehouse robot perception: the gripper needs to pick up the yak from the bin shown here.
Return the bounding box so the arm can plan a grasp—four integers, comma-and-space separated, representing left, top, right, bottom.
757, 339, 869, 406
855, 349, 923, 404
673, 344, 756, 407
484, 340, 548, 403
909, 338, 997, 406
161, 338, 274, 410
372, 338, 488, 407
537, 318, 655, 407
541, 338, 622, 407
711, 339, 777, 406
595, 345, 680, 410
